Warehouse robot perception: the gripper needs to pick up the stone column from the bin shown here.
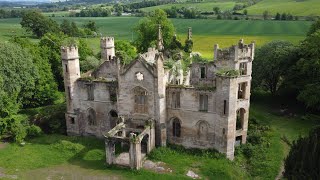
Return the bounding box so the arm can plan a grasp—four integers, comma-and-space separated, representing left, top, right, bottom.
105, 139, 115, 165
129, 133, 142, 170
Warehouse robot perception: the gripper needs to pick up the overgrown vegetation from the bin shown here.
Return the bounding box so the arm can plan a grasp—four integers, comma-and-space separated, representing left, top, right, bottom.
284, 126, 320, 179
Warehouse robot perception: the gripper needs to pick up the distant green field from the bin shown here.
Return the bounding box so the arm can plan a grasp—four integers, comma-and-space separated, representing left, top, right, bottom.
245, 0, 320, 16
0, 17, 311, 58
140, 1, 236, 12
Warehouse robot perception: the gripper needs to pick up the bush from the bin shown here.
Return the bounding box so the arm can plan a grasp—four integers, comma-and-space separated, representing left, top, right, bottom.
0, 115, 28, 143
27, 125, 42, 138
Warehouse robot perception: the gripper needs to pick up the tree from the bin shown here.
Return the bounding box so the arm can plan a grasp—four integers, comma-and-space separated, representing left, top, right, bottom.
60, 19, 72, 36
134, 9, 175, 52
281, 13, 287, 20
83, 20, 98, 32
39, 32, 67, 90
20, 11, 60, 38
252, 41, 296, 95
307, 19, 320, 36
213, 7, 220, 15
114, 4, 123, 16
294, 30, 320, 109
0, 42, 36, 117
262, 10, 269, 20
275, 12, 281, 20
70, 22, 80, 37
284, 126, 320, 179
10, 37, 58, 107
115, 40, 137, 65
243, 9, 248, 16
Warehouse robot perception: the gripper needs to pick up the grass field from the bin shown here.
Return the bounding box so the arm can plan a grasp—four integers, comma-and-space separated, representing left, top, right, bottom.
245, 0, 320, 16
0, 98, 318, 179
0, 17, 312, 58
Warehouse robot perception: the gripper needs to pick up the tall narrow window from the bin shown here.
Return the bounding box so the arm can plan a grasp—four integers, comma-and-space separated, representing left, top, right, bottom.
108, 55, 112, 60
88, 108, 96, 126
134, 87, 148, 114
172, 118, 181, 137
87, 84, 94, 101
172, 92, 180, 108
238, 83, 246, 99
199, 94, 208, 111
239, 62, 247, 75
200, 67, 206, 79
65, 64, 68, 73
223, 100, 227, 115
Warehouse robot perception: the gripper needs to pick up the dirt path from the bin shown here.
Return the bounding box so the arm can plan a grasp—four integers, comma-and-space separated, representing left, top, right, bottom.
0, 142, 8, 150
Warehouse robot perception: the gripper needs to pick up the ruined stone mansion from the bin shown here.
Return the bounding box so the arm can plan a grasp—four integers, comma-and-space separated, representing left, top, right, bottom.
61, 27, 254, 169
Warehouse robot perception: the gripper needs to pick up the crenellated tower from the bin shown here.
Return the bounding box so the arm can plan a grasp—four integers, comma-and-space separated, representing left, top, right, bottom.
214, 39, 254, 160
61, 45, 81, 135
101, 37, 115, 61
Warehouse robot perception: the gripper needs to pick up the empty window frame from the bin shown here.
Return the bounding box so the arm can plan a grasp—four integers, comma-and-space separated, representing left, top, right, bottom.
172, 92, 181, 108
199, 94, 208, 111
200, 67, 206, 79
239, 62, 247, 75
70, 117, 75, 124
134, 87, 148, 114
238, 82, 247, 99
172, 118, 181, 137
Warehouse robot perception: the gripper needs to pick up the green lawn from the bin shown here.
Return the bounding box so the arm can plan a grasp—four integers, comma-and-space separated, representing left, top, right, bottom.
0, 17, 311, 58
0, 99, 318, 179
245, 0, 320, 16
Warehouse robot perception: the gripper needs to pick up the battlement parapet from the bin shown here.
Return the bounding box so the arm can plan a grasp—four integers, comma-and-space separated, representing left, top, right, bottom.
100, 37, 115, 48
214, 39, 255, 62
61, 46, 79, 60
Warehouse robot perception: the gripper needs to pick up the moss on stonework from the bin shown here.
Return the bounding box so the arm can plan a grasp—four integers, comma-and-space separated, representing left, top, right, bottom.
216, 69, 239, 77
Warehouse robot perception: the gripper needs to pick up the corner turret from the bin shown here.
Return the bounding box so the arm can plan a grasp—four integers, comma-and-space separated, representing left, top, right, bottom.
101, 37, 115, 61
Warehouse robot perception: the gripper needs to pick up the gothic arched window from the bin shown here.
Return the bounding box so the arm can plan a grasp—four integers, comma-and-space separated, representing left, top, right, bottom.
88, 108, 96, 126
172, 118, 181, 137
133, 86, 148, 114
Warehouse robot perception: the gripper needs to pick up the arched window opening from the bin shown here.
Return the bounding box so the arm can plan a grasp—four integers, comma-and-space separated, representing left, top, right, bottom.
198, 121, 208, 141
133, 87, 148, 114
88, 108, 96, 126
172, 118, 181, 137
236, 108, 245, 130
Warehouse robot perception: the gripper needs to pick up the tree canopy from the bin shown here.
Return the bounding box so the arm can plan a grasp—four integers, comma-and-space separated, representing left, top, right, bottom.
0, 42, 36, 117
20, 11, 60, 38
252, 40, 296, 94
134, 9, 175, 52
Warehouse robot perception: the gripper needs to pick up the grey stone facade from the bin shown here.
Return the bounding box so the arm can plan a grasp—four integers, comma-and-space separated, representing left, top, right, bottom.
61, 35, 254, 161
